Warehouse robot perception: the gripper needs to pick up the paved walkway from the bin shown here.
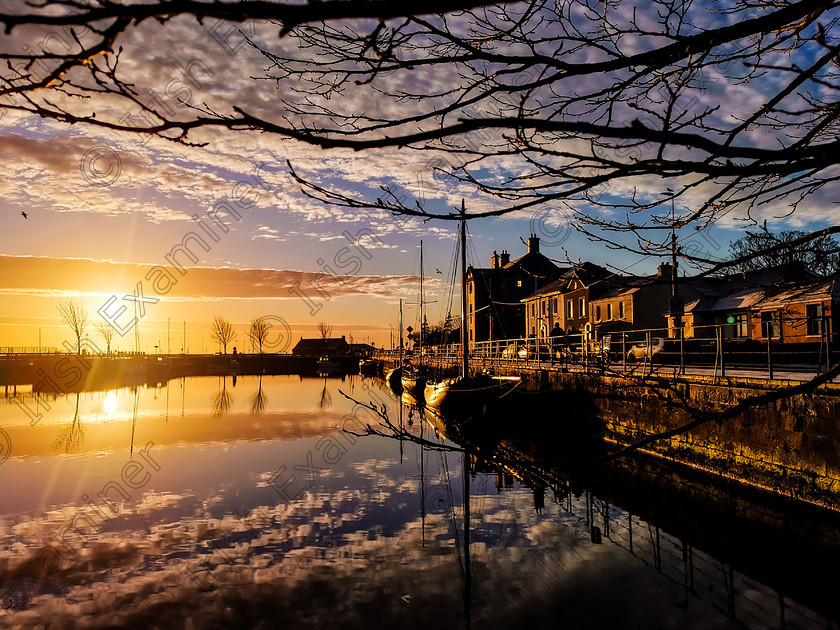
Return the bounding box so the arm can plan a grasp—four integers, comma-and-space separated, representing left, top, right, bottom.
461, 357, 838, 386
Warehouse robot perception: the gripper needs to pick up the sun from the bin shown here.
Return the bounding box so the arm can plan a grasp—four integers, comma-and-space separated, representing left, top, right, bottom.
103, 391, 118, 415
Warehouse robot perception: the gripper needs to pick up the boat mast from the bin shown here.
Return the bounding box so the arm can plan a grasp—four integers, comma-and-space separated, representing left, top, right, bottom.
419, 240, 424, 366
399, 298, 403, 365
460, 200, 468, 380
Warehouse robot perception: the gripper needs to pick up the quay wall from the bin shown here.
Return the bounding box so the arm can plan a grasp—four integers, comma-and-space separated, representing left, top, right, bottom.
378, 357, 840, 507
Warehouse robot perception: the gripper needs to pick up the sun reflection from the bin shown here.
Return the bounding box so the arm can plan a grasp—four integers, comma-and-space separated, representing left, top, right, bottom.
103, 391, 118, 415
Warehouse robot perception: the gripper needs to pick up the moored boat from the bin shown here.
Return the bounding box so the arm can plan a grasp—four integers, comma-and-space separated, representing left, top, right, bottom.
359, 359, 378, 375
425, 200, 521, 413
386, 365, 403, 393
316, 356, 341, 373
424, 373, 520, 412
401, 365, 430, 400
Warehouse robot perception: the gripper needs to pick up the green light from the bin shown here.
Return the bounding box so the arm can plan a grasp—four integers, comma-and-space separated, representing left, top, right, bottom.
726, 316, 735, 324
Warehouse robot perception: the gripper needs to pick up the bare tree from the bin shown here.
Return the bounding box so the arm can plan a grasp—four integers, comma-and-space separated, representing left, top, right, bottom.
728, 229, 840, 276
210, 316, 236, 354
57, 300, 89, 354
317, 321, 333, 341
1, 0, 839, 264
249, 317, 271, 353
94, 321, 115, 356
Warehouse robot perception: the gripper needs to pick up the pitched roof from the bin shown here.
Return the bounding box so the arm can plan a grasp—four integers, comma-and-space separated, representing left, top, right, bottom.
753, 277, 840, 309
292, 337, 350, 355
501, 251, 564, 279
524, 262, 614, 299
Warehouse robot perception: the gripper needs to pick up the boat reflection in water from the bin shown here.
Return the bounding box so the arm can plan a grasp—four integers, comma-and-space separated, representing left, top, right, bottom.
0, 373, 838, 629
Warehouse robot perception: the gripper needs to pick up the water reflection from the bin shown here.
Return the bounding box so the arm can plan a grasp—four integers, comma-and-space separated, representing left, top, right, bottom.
53, 393, 83, 454
212, 376, 234, 417
250, 375, 267, 416
318, 375, 332, 410
0, 375, 837, 629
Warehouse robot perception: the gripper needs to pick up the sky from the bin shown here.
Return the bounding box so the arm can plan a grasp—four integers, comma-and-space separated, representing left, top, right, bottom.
0, 3, 835, 352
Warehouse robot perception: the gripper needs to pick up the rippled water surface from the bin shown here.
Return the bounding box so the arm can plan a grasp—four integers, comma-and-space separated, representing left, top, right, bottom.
0, 375, 836, 629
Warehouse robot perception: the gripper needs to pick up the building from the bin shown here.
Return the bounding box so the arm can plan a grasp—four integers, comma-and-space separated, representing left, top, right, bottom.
747, 276, 838, 343
521, 262, 613, 338
292, 336, 351, 356
666, 264, 826, 342
588, 264, 678, 338
466, 235, 564, 346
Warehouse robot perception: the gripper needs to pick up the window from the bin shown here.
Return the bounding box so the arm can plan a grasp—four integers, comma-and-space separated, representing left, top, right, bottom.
568, 301, 573, 319
530, 303, 535, 316
542, 301, 546, 316
554, 298, 559, 312
596, 305, 602, 321
807, 303, 824, 336
733, 313, 749, 338
469, 282, 473, 294
469, 303, 473, 313
469, 329, 473, 341
579, 298, 585, 316
761, 311, 781, 339
619, 301, 625, 319
607, 304, 612, 320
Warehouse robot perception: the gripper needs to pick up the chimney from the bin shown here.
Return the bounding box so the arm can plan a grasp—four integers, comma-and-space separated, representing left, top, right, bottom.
528, 234, 540, 254
500, 250, 510, 265
657, 262, 673, 280
492, 250, 501, 269
341, 335, 345, 340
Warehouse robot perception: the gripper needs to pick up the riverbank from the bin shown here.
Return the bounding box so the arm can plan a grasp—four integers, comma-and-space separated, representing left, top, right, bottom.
378, 356, 840, 509
0, 354, 362, 392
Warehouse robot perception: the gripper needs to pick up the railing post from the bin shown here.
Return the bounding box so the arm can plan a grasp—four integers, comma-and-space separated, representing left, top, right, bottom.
719, 326, 725, 379
622, 333, 626, 372
767, 334, 773, 380
679, 327, 685, 376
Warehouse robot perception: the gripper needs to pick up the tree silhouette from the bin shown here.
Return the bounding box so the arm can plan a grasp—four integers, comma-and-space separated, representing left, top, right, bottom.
57, 300, 88, 354
94, 321, 115, 356
728, 229, 840, 276
317, 321, 333, 341
1, 0, 839, 268
249, 317, 271, 354
210, 316, 236, 354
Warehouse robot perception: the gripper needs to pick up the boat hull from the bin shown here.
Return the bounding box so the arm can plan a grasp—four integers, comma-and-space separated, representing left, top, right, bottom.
400, 373, 428, 400
385, 366, 403, 393
424, 375, 520, 414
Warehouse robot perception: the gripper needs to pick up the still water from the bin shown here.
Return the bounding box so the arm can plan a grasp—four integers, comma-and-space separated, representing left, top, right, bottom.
0, 375, 836, 629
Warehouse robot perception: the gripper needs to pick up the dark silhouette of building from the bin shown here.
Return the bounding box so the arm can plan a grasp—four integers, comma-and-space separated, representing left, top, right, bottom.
292, 336, 350, 356
466, 235, 564, 346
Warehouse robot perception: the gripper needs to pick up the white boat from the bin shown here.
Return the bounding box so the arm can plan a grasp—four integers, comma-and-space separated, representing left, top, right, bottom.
316, 356, 341, 373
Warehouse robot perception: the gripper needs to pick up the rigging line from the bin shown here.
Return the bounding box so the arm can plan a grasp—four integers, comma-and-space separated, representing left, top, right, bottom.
446, 233, 460, 322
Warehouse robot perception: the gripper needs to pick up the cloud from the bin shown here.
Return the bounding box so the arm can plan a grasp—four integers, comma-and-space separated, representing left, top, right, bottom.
0, 255, 424, 301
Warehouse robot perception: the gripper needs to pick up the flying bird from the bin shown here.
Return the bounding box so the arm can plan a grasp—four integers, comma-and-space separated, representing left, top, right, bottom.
435, 268, 442, 274
21, 211, 28, 219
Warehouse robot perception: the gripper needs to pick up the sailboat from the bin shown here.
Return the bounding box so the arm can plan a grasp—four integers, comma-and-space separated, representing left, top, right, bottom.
424, 201, 520, 414
385, 299, 404, 393
401, 241, 431, 399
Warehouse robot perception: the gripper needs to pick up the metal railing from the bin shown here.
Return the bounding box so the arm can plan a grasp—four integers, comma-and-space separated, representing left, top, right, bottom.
375, 321, 835, 381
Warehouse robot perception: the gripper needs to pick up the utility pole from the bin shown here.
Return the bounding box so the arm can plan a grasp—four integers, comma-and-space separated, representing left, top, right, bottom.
667, 190, 684, 336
